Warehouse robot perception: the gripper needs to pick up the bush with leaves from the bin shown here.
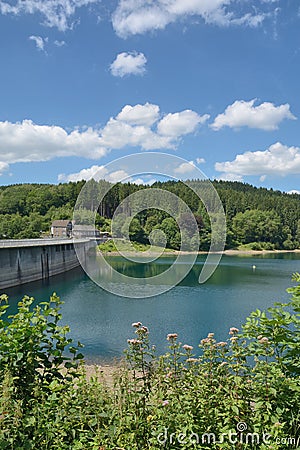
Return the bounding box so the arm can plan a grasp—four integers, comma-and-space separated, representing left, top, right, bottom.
0, 293, 88, 448
0, 293, 83, 402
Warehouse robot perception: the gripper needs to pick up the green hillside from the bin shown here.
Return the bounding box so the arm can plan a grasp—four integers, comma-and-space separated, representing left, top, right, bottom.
0, 180, 299, 250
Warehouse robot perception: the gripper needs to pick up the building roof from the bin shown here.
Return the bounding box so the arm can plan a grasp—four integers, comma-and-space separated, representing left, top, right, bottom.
51, 220, 72, 227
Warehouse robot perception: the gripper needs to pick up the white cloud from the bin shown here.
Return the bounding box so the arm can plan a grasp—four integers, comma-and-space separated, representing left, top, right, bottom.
132, 177, 157, 185
0, 162, 9, 175
211, 99, 296, 131
174, 161, 196, 175
107, 169, 130, 183
59, 166, 160, 184
215, 142, 300, 180
0, 120, 107, 174
99, 118, 172, 150
112, 0, 276, 38
54, 40, 66, 47
29, 35, 48, 51
59, 165, 131, 183
0, 0, 97, 31
110, 51, 147, 77
99, 104, 208, 151
287, 190, 300, 195
196, 157, 205, 164
116, 103, 159, 126
62, 160, 206, 183
0, 103, 208, 174
157, 110, 209, 137
216, 173, 243, 182
58, 165, 105, 182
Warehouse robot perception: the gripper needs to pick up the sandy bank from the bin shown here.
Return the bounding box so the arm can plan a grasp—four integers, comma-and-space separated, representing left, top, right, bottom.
98, 249, 300, 257
84, 364, 117, 385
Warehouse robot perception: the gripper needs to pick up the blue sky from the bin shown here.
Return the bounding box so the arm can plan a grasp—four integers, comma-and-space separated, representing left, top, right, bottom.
0, 0, 300, 193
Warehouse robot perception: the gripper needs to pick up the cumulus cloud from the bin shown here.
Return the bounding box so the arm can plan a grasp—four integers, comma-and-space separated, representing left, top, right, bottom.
110, 51, 147, 77
116, 103, 159, 126
0, 0, 97, 31
215, 142, 300, 181
59, 165, 131, 183
112, 0, 276, 38
157, 110, 210, 137
58, 165, 106, 182
216, 173, 243, 182
60, 157, 208, 185
211, 99, 296, 131
0, 103, 208, 174
132, 177, 157, 185
99, 104, 208, 151
0, 120, 107, 174
174, 161, 197, 175
29, 35, 48, 51
61, 159, 206, 183
98, 118, 171, 151
59, 165, 160, 184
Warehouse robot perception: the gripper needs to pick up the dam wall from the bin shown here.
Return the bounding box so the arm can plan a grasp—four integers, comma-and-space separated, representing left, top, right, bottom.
0, 239, 94, 290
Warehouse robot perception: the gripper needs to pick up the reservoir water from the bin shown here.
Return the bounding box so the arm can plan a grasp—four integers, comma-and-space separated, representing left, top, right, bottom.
3, 253, 300, 363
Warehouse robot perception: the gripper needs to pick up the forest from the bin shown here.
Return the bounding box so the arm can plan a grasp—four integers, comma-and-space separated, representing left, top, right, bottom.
0, 179, 299, 250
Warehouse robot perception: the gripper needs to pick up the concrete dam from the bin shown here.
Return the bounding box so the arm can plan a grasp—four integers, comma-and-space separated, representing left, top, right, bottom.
0, 238, 94, 290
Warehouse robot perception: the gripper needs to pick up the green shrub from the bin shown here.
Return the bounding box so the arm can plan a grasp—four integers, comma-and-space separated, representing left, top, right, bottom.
0, 294, 83, 401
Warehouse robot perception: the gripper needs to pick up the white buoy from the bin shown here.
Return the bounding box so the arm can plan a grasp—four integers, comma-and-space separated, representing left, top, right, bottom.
252, 265, 256, 270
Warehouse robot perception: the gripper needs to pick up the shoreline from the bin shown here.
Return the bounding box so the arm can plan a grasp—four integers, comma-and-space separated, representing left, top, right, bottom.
223, 248, 300, 255
99, 248, 300, 257
84, 363, 121, 385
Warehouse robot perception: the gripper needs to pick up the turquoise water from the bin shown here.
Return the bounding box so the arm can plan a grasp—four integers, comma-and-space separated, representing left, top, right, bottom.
3, 253, 300, 363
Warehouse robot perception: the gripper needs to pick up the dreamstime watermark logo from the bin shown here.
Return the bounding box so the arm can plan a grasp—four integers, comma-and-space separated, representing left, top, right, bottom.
73, 153, 226, 298
157, 423, 300, 447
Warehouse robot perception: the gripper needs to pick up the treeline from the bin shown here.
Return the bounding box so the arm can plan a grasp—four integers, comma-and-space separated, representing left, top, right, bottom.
0, 179, 299, 250
0, 182, 84, 239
